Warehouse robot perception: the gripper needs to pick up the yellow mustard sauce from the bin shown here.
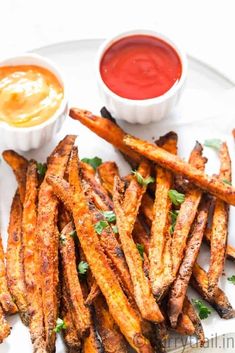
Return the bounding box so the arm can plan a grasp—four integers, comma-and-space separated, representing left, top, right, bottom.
0, 65, 64, 127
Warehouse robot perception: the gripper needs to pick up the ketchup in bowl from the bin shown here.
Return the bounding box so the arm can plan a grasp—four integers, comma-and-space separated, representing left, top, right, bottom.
100, 35, 182, 100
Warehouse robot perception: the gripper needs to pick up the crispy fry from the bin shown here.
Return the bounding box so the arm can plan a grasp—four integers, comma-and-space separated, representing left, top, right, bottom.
191, 263, 235, 319
140, 194, 154, 226
124, 134, 235, 206
47, 175, 154, 353
0, 234, 17, 314
208, 142, 231, 295
0, 305, 11, 343
183, 296, 205, 347
69, 108, 141, 165
37, 135, 76, 352
97, 162, 119, 196
204, 231, 235, 262
149, 132, 178, 299
94, 295, 128, 353
85, 282, 101, 306
174, 313, 195, 336
168, 197, 210, 327
60, 222, 90, 338
22, 160, 46, 352
3, 150, 28, 203
171, 142, 207, 276
7, 191, 29, 325
113, 163, 164, 323
82, 320, 103, 353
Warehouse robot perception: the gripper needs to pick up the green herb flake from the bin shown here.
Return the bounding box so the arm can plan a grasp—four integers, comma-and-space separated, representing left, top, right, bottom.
60, 234, 67, 245
69, 230, 77, 238
223, 179, 232, 186
169, 210, 179, 235
136, 243, 144, 260
132, 170, 155, 187
204, 138, 222, 151
81, 156, 102, 170
192, 299, 212, 319
36, 162, 47, 177
111, 225, 118, 234
102, 211, 116, 223
54, 318, 67, 333
168, 190, 185, 206
78, 261, 89, 275
94, 220, 109, 235
227, 275, 235, 285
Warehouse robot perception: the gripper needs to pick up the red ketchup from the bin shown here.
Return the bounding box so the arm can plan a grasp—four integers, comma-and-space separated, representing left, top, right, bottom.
100, 35, 182, 100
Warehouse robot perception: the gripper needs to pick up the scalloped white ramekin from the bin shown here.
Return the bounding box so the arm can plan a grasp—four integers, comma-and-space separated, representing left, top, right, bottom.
0, 53, 68, 151
96, 29, 188, 124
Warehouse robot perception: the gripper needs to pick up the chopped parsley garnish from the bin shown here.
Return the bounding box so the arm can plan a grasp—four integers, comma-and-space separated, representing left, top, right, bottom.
136, 243, 144, 260
169, 210, 179, 235
227, 275, 235, 285
94, 220, 109, 235
168, 190, 185, 206
132, 170, 155, 187
81, 156, 102, 170
36, 162, 47, 177
78, 261, 89, 275
102, 211, 116, 223
204, 138, 222, 151
223, 179, 232, 186
111, 225, 119, 234
69, 230, 77, 238
54, 318, 66, 333
192, 299, 212, 319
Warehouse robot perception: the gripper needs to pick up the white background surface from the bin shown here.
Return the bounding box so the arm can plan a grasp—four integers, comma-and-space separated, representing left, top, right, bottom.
1, 1, 235, 352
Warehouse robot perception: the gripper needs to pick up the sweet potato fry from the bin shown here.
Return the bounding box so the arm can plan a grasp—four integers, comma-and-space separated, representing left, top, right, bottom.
97, 161, 119, 196
0, 306, 11, 343
124, 134, 235, 205
0, 234, 17, 314
140, 194, 154, 226
174, 313, 195, 336
82, 321, 103, 353
183, 296, 205, 346
149, 132, 177, 299
59, 222, 90, 338
171, 142, 207, 276
168, 197, 210, 327
208, 142, 231, 296
47, 173, 154, 353
37, 135, 76, 352
113, 165, 164, 323
85, 281, 100, 306
204, 231, 235, 262
22, 160, 46, 352
6, 191, 29, 325
94, 295, 128, 353
191, 263, 235, 319
69, 108, 141, 164
3, 150, 28, 203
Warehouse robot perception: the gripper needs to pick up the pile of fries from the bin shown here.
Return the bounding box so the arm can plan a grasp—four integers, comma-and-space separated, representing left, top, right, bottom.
0, 107, 235, 353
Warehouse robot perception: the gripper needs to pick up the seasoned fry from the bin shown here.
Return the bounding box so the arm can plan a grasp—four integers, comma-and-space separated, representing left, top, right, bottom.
113, 162, 164, 323
183, 296, 205, 346
94, 295, 128, 353
47, 175, 154, 353
0, 234, 17, 314
37, 135, 76, 352
22, 160, 46, 352
7, 191, 29, 325
69, 108, 141, 164
204, 231, 235, 262
174, 313, 195, 336
149, 132, 177, 299
60, 222, 90, 338
171, 142, 207, 276
208, 142, 231, 296
168, 197, 210, 327
0, 306, 11, 343
191, 263, 235, 319
124, 134, 235, 205
3, 150, 28, 203
82, 320, 103, 353
140, 194, 154, 226
85, 282, 101, 306
97, 161, 120, 196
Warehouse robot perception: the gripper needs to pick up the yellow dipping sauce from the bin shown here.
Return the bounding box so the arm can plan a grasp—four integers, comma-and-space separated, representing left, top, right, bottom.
0, 65, 64, 127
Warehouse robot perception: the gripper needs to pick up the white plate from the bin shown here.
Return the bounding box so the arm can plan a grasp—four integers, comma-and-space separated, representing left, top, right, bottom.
0, 39, 235, 353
